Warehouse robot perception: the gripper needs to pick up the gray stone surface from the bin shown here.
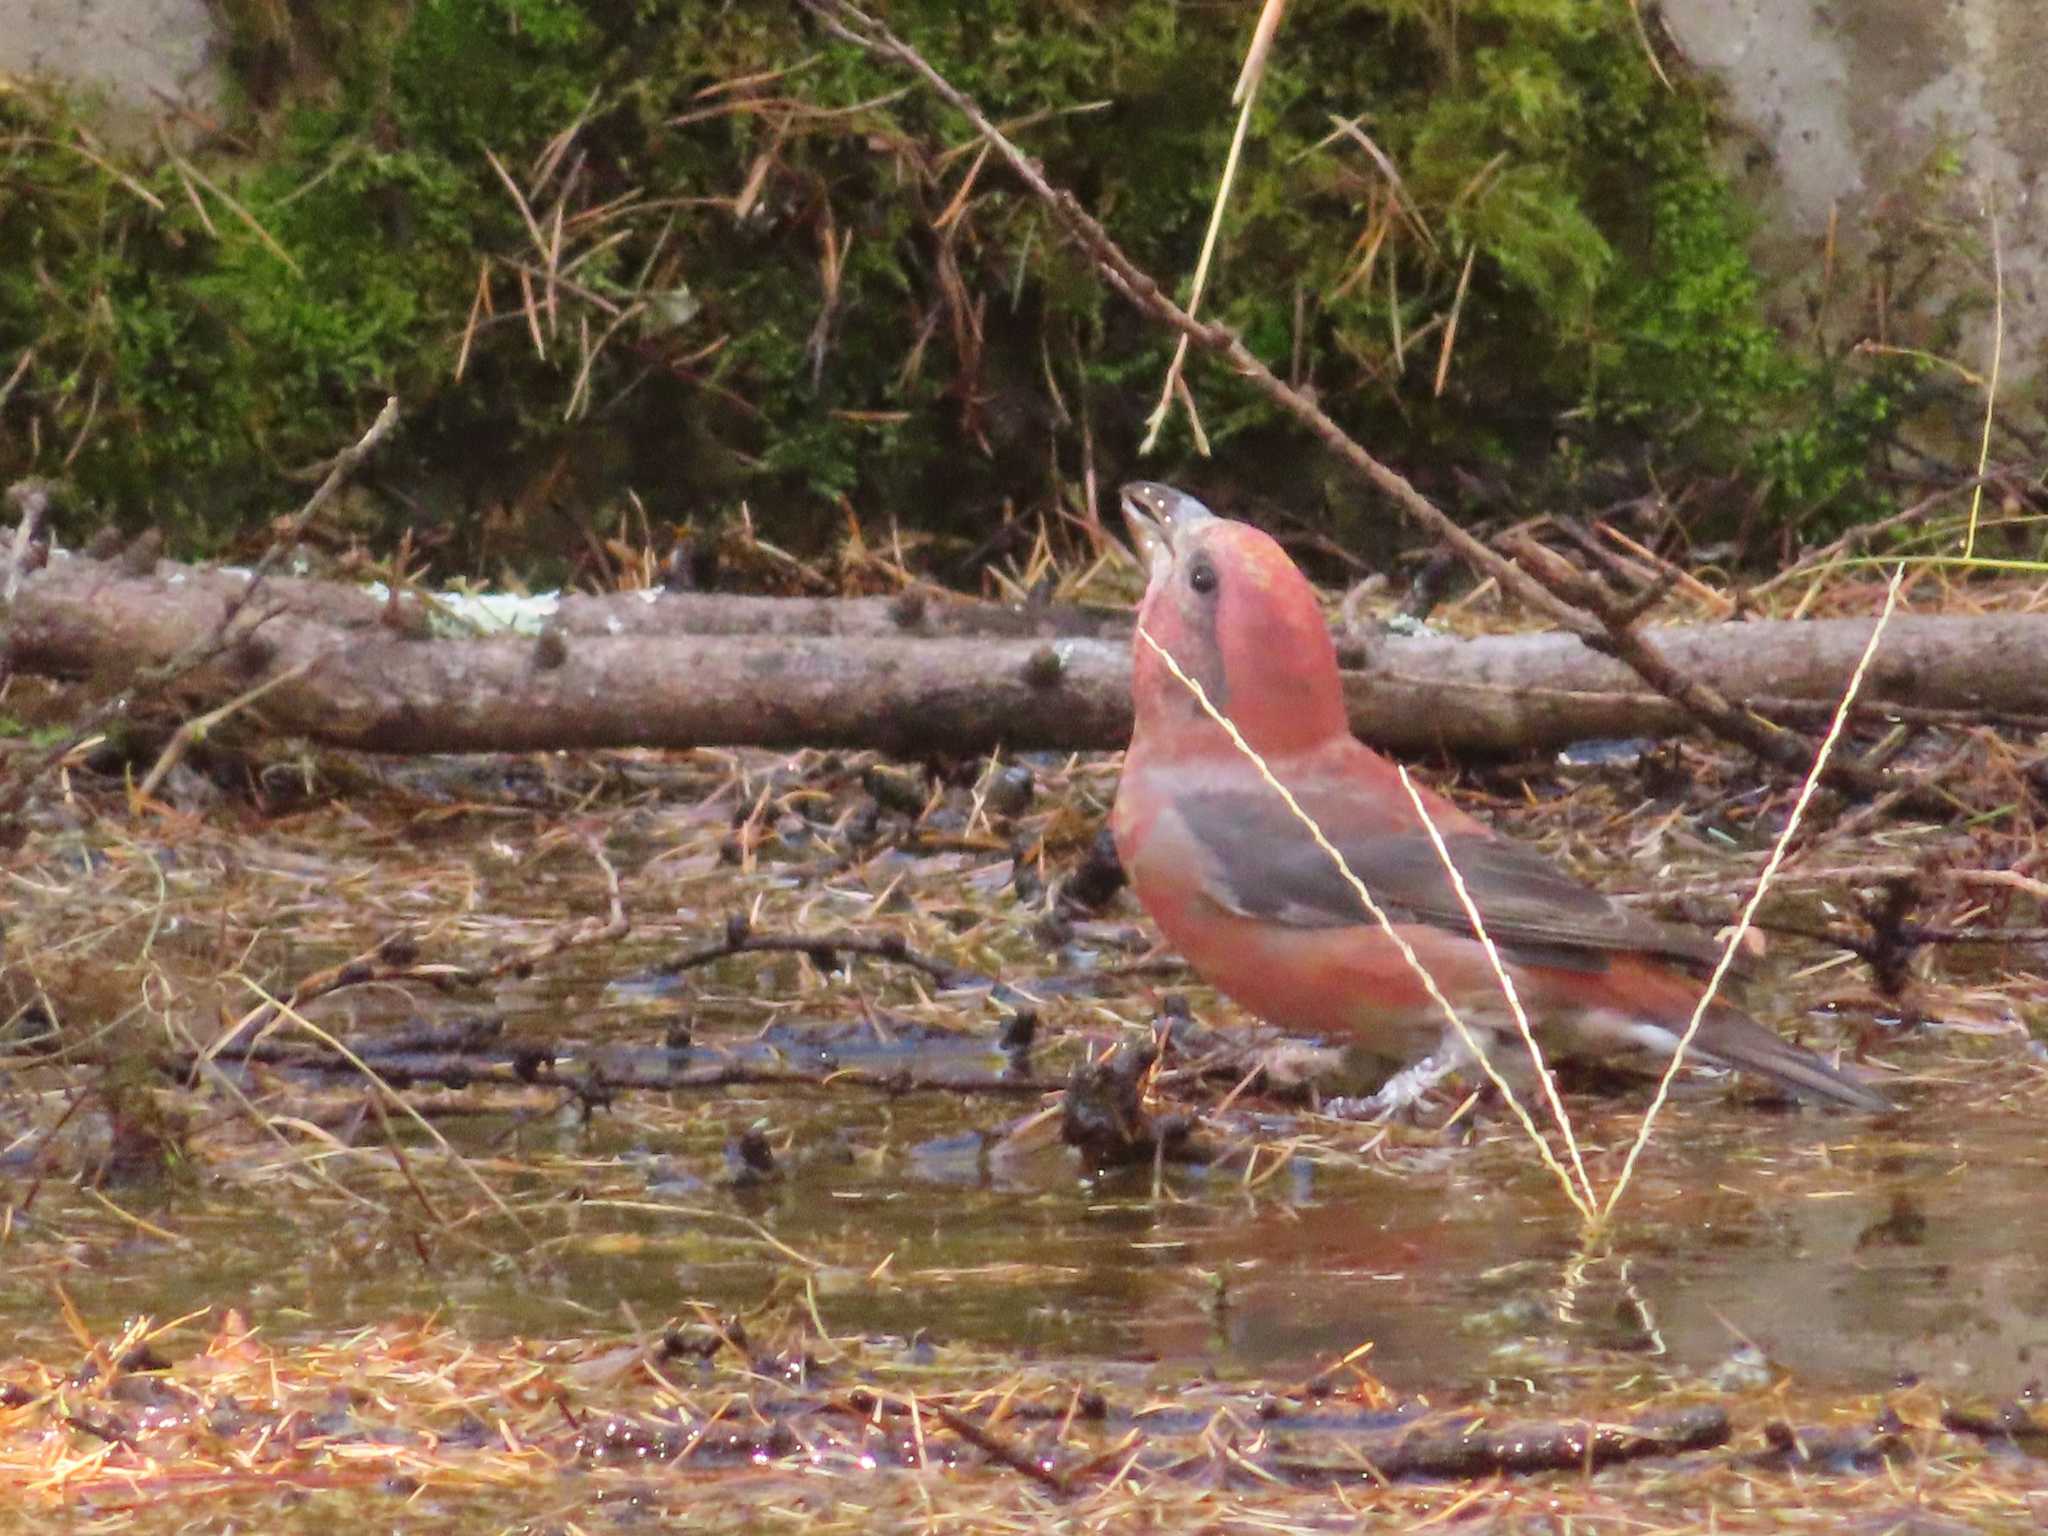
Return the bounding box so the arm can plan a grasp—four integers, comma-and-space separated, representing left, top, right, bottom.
0, 0, 226, 145
1663, 0, 2046, 381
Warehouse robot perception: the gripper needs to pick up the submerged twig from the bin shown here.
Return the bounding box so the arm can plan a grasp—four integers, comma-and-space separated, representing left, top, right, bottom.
662, 921, 968, 989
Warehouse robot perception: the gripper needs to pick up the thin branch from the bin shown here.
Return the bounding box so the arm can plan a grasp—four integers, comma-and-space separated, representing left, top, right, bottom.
0, 400, 400, 831
797, 0, 1586, 632
800, 0, 1942, 814
662, 923, 970, 989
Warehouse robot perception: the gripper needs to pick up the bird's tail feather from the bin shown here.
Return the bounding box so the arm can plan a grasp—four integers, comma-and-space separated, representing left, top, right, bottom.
1690, 1006, 1888, 1111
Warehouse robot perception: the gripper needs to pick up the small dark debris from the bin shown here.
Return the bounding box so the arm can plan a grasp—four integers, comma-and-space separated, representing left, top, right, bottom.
1943, 1401, 2048, 1444
113, 1342, 171, 1375
888, 588, 928, 630
1062, 825, 1126, 912
661, 1324, 731, 1362
986, 764, 1035, 817
1857, 1192, 1929, 1248
116, 527, 163, 577
1750, 1417, 1907, 1472
1021, 644, 1065, 688
724, 1125, 778, 1184
862, 764, 927, 817
1061, 1040, 1207, 1170
998, 1008, 1038, 1055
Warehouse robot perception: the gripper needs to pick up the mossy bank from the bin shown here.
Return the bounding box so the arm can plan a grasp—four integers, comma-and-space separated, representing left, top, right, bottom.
0, 0, 1960, 573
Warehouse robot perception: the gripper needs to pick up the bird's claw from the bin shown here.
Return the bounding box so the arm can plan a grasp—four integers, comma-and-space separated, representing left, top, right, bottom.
1326, 1052, 1462, 1123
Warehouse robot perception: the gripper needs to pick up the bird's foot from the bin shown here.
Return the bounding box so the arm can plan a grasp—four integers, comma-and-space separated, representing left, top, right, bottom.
1327, 1052, 1463, 1123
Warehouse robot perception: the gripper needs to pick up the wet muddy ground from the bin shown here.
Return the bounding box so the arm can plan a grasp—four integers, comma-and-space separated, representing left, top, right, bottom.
5, 681, 2048, 1530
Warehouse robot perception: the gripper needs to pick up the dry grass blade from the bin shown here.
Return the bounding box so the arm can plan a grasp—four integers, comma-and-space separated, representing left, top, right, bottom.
1626, 0, 1674, 91
1433, 245, 1476, 398
1601, 563, 1908, 1226
1964, 200, 2003, 560
237, 978, 532, 1238
155, 128, 303, 278
1137, 0, 1286, 454
455, 262, 493, 382
1394, 765, 1595, 1214
1317, 116, 1435, 254
37, 127, 166, 210
1134, 622, 1599, 1224
136, 660, 315, 800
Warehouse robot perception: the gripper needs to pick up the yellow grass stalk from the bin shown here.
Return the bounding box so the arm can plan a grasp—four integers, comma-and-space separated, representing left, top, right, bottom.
238, 979, 532, 1238
1601, 562, 1906, 1225
1395, 763, 1595, 1212
1138, 0, 1289, 455
1964, 202, 2004, 561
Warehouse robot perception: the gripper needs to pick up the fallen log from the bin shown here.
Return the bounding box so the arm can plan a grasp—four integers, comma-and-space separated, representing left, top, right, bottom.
7, 545, 2048, 757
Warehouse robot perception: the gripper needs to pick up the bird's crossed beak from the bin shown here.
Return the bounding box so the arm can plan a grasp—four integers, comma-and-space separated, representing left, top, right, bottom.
1120, 481, 1214, 584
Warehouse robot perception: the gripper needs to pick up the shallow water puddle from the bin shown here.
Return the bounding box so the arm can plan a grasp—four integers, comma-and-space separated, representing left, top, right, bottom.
7, 748, 2045, 1413
20, 1054, 2046, 1401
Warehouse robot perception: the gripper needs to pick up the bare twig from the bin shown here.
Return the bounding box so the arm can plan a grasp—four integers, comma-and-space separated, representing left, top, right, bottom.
1504, 533, 1945, 814
928, 1400, 1072, 1495
135, 659, 315, 800
208, 835, 627, 1057
0, 401, 400, 832
222, 395, 401, 633
2, 480, 50, 603
796, 0, 1586, 632
662, 922, 971, 989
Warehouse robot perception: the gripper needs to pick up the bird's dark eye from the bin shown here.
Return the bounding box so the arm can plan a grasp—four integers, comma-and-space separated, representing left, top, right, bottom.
1187, 559, 1218, 595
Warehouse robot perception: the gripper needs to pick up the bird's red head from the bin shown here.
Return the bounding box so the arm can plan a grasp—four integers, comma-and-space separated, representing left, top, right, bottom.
1121, 482, 1348, 759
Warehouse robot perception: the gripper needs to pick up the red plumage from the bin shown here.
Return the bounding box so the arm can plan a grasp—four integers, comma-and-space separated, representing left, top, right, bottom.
1110, 482, 1883, 1111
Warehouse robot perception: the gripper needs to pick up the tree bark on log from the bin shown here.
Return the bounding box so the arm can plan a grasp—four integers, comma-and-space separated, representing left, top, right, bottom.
6, 547, 2047, 758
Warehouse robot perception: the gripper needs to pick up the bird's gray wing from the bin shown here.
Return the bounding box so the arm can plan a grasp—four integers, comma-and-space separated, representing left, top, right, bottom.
1176, 788, 1724, 974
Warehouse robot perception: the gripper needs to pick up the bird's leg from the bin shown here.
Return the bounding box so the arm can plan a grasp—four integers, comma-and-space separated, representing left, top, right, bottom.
1323, 1043, 1471, 1123
1363, 1050, 1465, 1120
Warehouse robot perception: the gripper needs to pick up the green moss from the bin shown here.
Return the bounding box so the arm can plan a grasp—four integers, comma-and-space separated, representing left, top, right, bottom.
0, 0, 1933, 564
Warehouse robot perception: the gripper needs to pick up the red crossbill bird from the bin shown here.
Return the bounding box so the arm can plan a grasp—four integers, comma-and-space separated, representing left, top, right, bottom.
1109, 482, 1884, 1112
